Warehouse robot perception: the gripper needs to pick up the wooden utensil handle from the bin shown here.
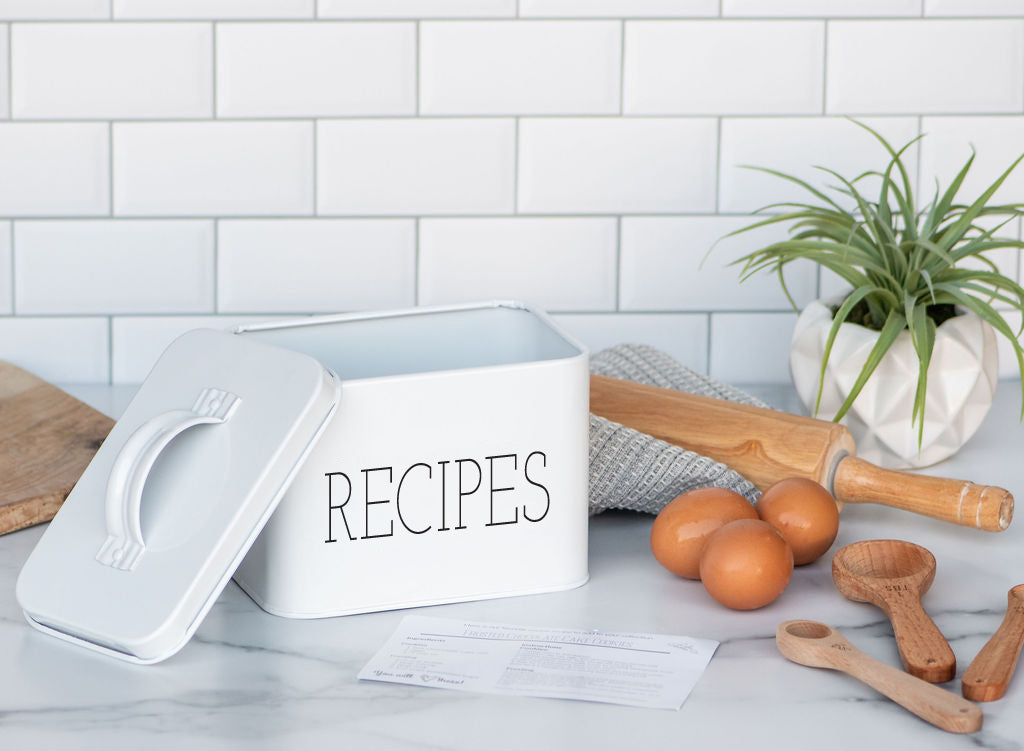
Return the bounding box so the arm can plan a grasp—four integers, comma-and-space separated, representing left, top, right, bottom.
962, 586, 1024, 702
885, 596, 957, 684
834, 457, 1013, 533
589, 374, 1014, 532
843, 649, 982, 733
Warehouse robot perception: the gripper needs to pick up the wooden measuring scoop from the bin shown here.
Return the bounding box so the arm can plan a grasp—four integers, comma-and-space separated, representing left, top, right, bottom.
832, 540, 956, 683
776, 620, 981, 733
962, 584, 1024, 701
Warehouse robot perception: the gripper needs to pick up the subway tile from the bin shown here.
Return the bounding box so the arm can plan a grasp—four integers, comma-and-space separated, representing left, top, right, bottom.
620, 216, 816, 312
111, 315, 300, 383
719, 117, 920, 213
0, 0, 108, 19
553, 313, 709, 373
218, 219, 415, 313
624, 21, 823, 115
12, 23, 212, 119
14, 220, 213, 314
723, 0, 920, 15
217, 22, 415, 117
421, 21, 620, 115
0, 123, 109, 216
113, 121, 313, 216
521, 0, 717, 16
419, 217, 617, 311
827, 20, 1024, 114
925, 0, 1024, 15
318, 0, 514, 17
519, 118, 717, 213
0, 317, 109, 383
0, 222, 10, 314
710, 312, 797, 384
919, 117, 1024, 208
317, 119, 514, 215
114, 0, 313, 18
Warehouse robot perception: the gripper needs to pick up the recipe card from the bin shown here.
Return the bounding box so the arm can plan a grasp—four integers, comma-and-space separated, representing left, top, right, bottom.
358, 616, 718, 710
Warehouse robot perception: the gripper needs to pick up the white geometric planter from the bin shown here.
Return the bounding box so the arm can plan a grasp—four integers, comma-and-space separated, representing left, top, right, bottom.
790, 299, 999, 469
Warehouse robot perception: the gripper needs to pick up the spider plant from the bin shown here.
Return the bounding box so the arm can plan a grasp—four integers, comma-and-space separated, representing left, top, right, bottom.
724, 120, 1024, 444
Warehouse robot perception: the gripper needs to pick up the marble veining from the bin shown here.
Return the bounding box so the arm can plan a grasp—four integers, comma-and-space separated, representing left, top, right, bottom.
0, 383, 1022, 749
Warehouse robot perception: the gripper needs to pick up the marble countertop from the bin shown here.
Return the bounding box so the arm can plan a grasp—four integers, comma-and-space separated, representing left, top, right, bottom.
2, 382, 1023, 750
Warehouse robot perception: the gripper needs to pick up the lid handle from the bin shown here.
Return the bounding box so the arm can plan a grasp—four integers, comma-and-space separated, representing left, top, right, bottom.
95, 388, 241, 572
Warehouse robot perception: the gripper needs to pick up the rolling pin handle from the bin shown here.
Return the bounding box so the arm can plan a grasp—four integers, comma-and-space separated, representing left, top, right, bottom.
95, 388, 241, 571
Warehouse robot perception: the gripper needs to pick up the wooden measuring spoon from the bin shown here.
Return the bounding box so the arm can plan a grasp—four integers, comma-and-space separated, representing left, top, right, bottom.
832, 540, 955, 683
962, 584, 1024, 701
776, 620, 981, 733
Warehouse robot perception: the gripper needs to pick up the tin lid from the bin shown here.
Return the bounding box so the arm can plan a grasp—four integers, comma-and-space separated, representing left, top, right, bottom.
16, 328, 340, 664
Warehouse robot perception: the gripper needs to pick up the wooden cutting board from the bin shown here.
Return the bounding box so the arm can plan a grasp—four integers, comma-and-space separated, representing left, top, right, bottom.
0, 361, 114, 535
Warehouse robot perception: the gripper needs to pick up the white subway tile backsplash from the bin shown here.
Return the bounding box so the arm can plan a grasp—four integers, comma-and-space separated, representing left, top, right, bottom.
0, 0, 108, 19
114, 0, 313, 18
421, 21, 620, 116
0, 222, 10, 314
0, 123, 109, 216
624, 21, 823, 115
925, 0, 1024, 15
111, 315, 299, 383
521, 0, 717, 16
218, 219, 415, 312
710, 312, 797, 384
719, 117, 920, 213
13, 23, 212, 119
519, 118, 717, 213
827, 20, 1024, 114
0, 317, 109, 383
113, 121, 314, 216
318, 0, 514, 17
919, 117, 1024, 208
419, 217, 617, 311
620, 216, 817, 311
317, 119, 515, 215
13, 220, 214, 314
555, 313, 710, 372
217, 23, 415, 118
723, 0, 920, 16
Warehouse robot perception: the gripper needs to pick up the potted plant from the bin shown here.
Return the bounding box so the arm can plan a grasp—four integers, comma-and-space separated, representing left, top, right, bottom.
724, 121, 1024, 469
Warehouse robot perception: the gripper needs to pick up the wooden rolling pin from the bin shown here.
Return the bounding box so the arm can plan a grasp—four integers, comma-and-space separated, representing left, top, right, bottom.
590, 375, 1013, 532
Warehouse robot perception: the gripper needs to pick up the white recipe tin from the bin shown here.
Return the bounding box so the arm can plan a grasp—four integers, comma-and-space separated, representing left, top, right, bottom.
16, 301, 589, 662
233, 301, 590, 617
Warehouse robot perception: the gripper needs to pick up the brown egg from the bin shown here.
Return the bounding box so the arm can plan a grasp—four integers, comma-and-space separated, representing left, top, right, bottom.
650, 487, 758, 579
756, 478, 840, 566
699, 519, 793, 610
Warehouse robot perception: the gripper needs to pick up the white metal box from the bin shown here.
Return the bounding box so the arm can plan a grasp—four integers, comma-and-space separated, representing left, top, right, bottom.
233, 301, 591, 617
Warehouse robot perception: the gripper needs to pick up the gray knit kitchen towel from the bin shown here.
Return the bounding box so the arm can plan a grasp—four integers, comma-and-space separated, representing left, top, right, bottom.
588, 344, 770, 515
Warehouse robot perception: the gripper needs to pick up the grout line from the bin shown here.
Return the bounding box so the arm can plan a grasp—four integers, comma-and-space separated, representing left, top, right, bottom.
8, 221, 15, 314
916, 114, 923, 200
618, 20, 625, 116
821, 20, 828, 115
107, 316, 113, 384
213, 217, 220, 312
414, 217, 420, 306
614, 216, 621, 312
513, 118, 519, 213
415, 21, 421, 116
107, 122, 114, 216
714, 117, 722, 213
211, 22, 217, 118
718, 0, 723, 17
1, 15, 1023, 22
705, 314, 713, 375
312, 119, 318, 215
0, 308, 804, 319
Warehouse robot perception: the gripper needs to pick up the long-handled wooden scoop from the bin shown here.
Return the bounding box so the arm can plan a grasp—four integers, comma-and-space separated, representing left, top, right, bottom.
832, 540, 955, 683
962, 584, 1024, 702
776, 620, 982, 734
590, 375, 1013, 531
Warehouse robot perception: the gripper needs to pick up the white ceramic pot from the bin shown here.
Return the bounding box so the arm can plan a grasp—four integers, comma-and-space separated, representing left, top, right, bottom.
790, 299, 998, 469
